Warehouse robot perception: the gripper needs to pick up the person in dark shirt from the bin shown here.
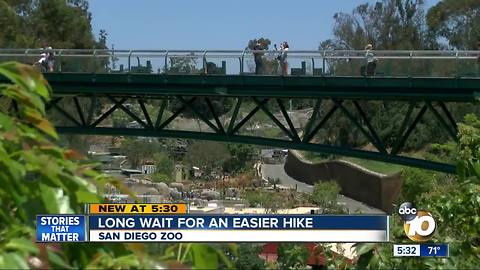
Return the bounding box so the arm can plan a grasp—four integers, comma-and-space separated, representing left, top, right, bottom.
253, 42, 264, 75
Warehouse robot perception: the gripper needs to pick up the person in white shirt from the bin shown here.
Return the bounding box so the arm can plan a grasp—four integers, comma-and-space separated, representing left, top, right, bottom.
275, 41, 289, 76
45, 47, 54, 72
364, 44, 377, 76
37, 53, 48, 72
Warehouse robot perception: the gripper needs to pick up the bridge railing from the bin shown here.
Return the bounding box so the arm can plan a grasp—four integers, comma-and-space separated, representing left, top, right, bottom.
0, 49, 479, 77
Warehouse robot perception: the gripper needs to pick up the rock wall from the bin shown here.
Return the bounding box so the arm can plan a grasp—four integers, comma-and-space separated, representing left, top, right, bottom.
284, 151, 403, 213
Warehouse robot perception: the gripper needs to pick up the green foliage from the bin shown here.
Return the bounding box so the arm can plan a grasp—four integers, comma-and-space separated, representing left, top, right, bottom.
119, 138, 161, 169
183, 141, 231, 176
243, 190, 286, 213
0, 62, 152, 268
0, 0, 104, 49
277, 243, 309, 270
169, 96, 234, 120
400, 168, 437, 202
235, 244, 266, 270
310, 181, 346, 214
153, 151, 174, 177
160, 243, 236, 269
457, 114, 480, 182
223, 143, 258, 173
151, 173, 174, 185
427, 0, 480, 49
322, 0, 435, 51
351, 114, 480, 269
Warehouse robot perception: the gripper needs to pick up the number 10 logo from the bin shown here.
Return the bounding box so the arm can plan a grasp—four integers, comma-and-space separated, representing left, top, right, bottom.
399, 202, 436, 242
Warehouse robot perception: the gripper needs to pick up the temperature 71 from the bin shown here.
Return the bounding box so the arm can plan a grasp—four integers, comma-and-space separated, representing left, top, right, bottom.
428, 246, 440, 254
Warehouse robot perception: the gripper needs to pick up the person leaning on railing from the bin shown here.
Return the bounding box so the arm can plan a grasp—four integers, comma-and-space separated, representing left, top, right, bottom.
33, 47, 55, 72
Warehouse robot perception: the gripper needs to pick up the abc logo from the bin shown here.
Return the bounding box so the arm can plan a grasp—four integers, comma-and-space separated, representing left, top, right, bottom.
398, 202, 436, 242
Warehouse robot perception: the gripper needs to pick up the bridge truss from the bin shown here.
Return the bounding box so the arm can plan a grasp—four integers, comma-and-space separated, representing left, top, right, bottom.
34, 73, 479, 174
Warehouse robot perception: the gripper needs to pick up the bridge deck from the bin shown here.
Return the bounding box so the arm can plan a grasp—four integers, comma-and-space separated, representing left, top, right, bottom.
41, 73, 479, 101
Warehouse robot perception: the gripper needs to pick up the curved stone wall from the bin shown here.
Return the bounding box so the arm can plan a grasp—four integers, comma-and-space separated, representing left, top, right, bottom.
284, 150, 403, 213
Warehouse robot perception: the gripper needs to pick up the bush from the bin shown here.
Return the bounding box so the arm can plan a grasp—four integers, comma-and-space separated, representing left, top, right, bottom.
400, 168, 436, 202
310, 181, 344, 213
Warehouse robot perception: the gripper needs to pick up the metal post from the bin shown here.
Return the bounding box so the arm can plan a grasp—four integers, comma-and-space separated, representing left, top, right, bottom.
203, 50, 207, 74
58, 49, 63, 72
409, 51, 413, 77
127, 50, 133, 73
322, 51, 326, 76
165, 51, 169, 74
92, 49, 97, 73
311, 57, 315, 76
455, 51, 459, 78
24, 49, 29, 65
240, 50, 246, 75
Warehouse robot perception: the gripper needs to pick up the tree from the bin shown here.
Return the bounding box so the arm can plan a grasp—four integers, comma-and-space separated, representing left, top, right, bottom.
0, 0, 104, 49
277, 243, 309, 270
153, 151, 174, 177
119, 138, 161, 169
223, 143, 258, 173
235, 244, 266, 270
322, 0, 434, 50
183, 141, 231, 177
427, 0, 480, 49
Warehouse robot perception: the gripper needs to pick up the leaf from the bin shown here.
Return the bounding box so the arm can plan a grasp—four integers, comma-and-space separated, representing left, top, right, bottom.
47, 250, 73, 269
64, 149, 85, 160
75, 190, 100, 203
0, 62, 51, 100
22, 107, 58, 139
191, 244, 219, 270
0, 252, 30, 269
0, 112, 14, 131
5, 238, 39, 254
2, 84, 46, 115
39, 183, 61, 213
353, 243, 376, 256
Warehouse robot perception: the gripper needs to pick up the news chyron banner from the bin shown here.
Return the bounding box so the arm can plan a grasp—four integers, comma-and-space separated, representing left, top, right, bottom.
36, 203, 389, 243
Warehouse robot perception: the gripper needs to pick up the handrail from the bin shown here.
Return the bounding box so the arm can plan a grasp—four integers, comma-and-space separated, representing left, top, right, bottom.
1, 48, 479, 77
2, 48, 480, 56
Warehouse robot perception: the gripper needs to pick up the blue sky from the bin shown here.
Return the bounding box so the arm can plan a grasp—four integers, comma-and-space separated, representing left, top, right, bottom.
89, 0, 439, 50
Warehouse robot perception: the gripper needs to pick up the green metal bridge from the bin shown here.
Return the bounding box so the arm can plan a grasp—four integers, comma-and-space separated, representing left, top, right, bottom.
1, 49, 479, 173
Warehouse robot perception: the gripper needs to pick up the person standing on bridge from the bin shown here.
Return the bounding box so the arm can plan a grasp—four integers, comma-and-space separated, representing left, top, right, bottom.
45, 47, 55, 72
275, 41, 289, 76
362, 44, 377, 76
253, 41, 265, 75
